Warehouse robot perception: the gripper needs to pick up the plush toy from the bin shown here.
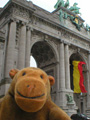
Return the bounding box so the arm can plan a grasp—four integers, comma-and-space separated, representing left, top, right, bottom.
0, 67, 71, 120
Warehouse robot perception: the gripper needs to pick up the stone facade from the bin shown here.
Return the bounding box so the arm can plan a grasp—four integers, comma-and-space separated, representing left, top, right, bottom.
0, 0, 90, 116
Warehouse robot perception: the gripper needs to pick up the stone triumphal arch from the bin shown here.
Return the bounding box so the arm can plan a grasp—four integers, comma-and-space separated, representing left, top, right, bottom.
0, 0, 90, 116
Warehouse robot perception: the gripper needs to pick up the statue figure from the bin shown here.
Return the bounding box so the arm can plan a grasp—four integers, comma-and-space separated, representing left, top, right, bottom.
76, 23, 83, 31
69, 3, 79, 11
69, 15, 74, 22
85, 24, 90, 31
69, 15, 83, 31
64, 0, 69, 8
69, 3, 80, 15
66, 94, 73, 103
74, 15, 79, 24
54, 0, 65, 9
64, 12, 68, 19
59, 9, 64, 21
54, 0, 83, 31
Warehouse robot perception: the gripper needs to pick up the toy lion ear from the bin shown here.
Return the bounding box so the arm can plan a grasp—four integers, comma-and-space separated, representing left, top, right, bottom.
9, 69, 19, 79
48, 76, 55, 86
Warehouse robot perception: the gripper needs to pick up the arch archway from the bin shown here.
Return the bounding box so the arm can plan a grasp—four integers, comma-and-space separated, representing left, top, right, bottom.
70, 53, 87, 114
31, 41, 57, 68
31, 41, 58, 100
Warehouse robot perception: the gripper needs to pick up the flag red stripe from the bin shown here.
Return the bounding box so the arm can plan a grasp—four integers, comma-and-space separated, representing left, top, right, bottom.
78, 62, 87, 93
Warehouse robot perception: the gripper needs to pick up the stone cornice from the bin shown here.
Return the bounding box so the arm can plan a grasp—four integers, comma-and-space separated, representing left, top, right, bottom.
12, 0, 35, 11
0, 0, 90, 43
0, 0, 35, 18
32, 23, 90, 47
70, 42, 90, 52
32, 28, 90, 52
0, 1, 12, 17
33, 13, 90, 42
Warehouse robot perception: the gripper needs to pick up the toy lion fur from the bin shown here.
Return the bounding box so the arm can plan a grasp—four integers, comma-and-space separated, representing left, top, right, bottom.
0, 67, 71, 120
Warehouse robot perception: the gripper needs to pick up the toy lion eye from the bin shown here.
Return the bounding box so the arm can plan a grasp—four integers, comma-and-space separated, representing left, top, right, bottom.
22, 72, 26, 76
40, 75, 43, 79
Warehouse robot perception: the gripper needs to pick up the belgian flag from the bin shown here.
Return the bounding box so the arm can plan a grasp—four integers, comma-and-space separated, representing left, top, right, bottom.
72, 61, 87, 93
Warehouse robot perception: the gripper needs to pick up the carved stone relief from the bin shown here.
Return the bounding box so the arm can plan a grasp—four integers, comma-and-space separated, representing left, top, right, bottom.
61, 30, 71, 40
4, 7, 13, 19
0, 7, 13, 27
69, 35, 90, 50
13, 4, 29, 20
32, 16, 62, 38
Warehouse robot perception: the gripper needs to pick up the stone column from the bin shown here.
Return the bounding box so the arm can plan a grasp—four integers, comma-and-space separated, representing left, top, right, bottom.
86, 52, 90, 116
56, 62, 60, 91
65, 44, 70, 89
18, 23, 26, 69
0, 42, 4, 81
87, 52, 90, 107
88, 52, 90, 95
59, 42, 65, 89
5, 21, 16, 78
55, 62, 60, 105
25, 27, 31, 67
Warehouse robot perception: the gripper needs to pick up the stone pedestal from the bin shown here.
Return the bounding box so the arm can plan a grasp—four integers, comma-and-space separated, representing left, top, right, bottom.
86, 108, 90, 117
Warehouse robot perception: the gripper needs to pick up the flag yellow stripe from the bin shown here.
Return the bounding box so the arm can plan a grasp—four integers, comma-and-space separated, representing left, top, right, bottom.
72, 61, 81, 93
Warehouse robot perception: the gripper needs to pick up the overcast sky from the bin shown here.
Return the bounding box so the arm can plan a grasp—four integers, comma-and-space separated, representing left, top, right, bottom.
0, 0, 90, 67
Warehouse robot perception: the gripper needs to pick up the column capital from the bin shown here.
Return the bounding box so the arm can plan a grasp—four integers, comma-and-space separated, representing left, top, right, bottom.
26, 26, 30, 31
28, 25, 34, 31
26, 26, 33, 31
19, 21, 27, 26
59, 39, 64, 43
9, 18, 19, 24
59, 40, 71, 45
64, 41, 71, 46
22, 21, 27, 26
